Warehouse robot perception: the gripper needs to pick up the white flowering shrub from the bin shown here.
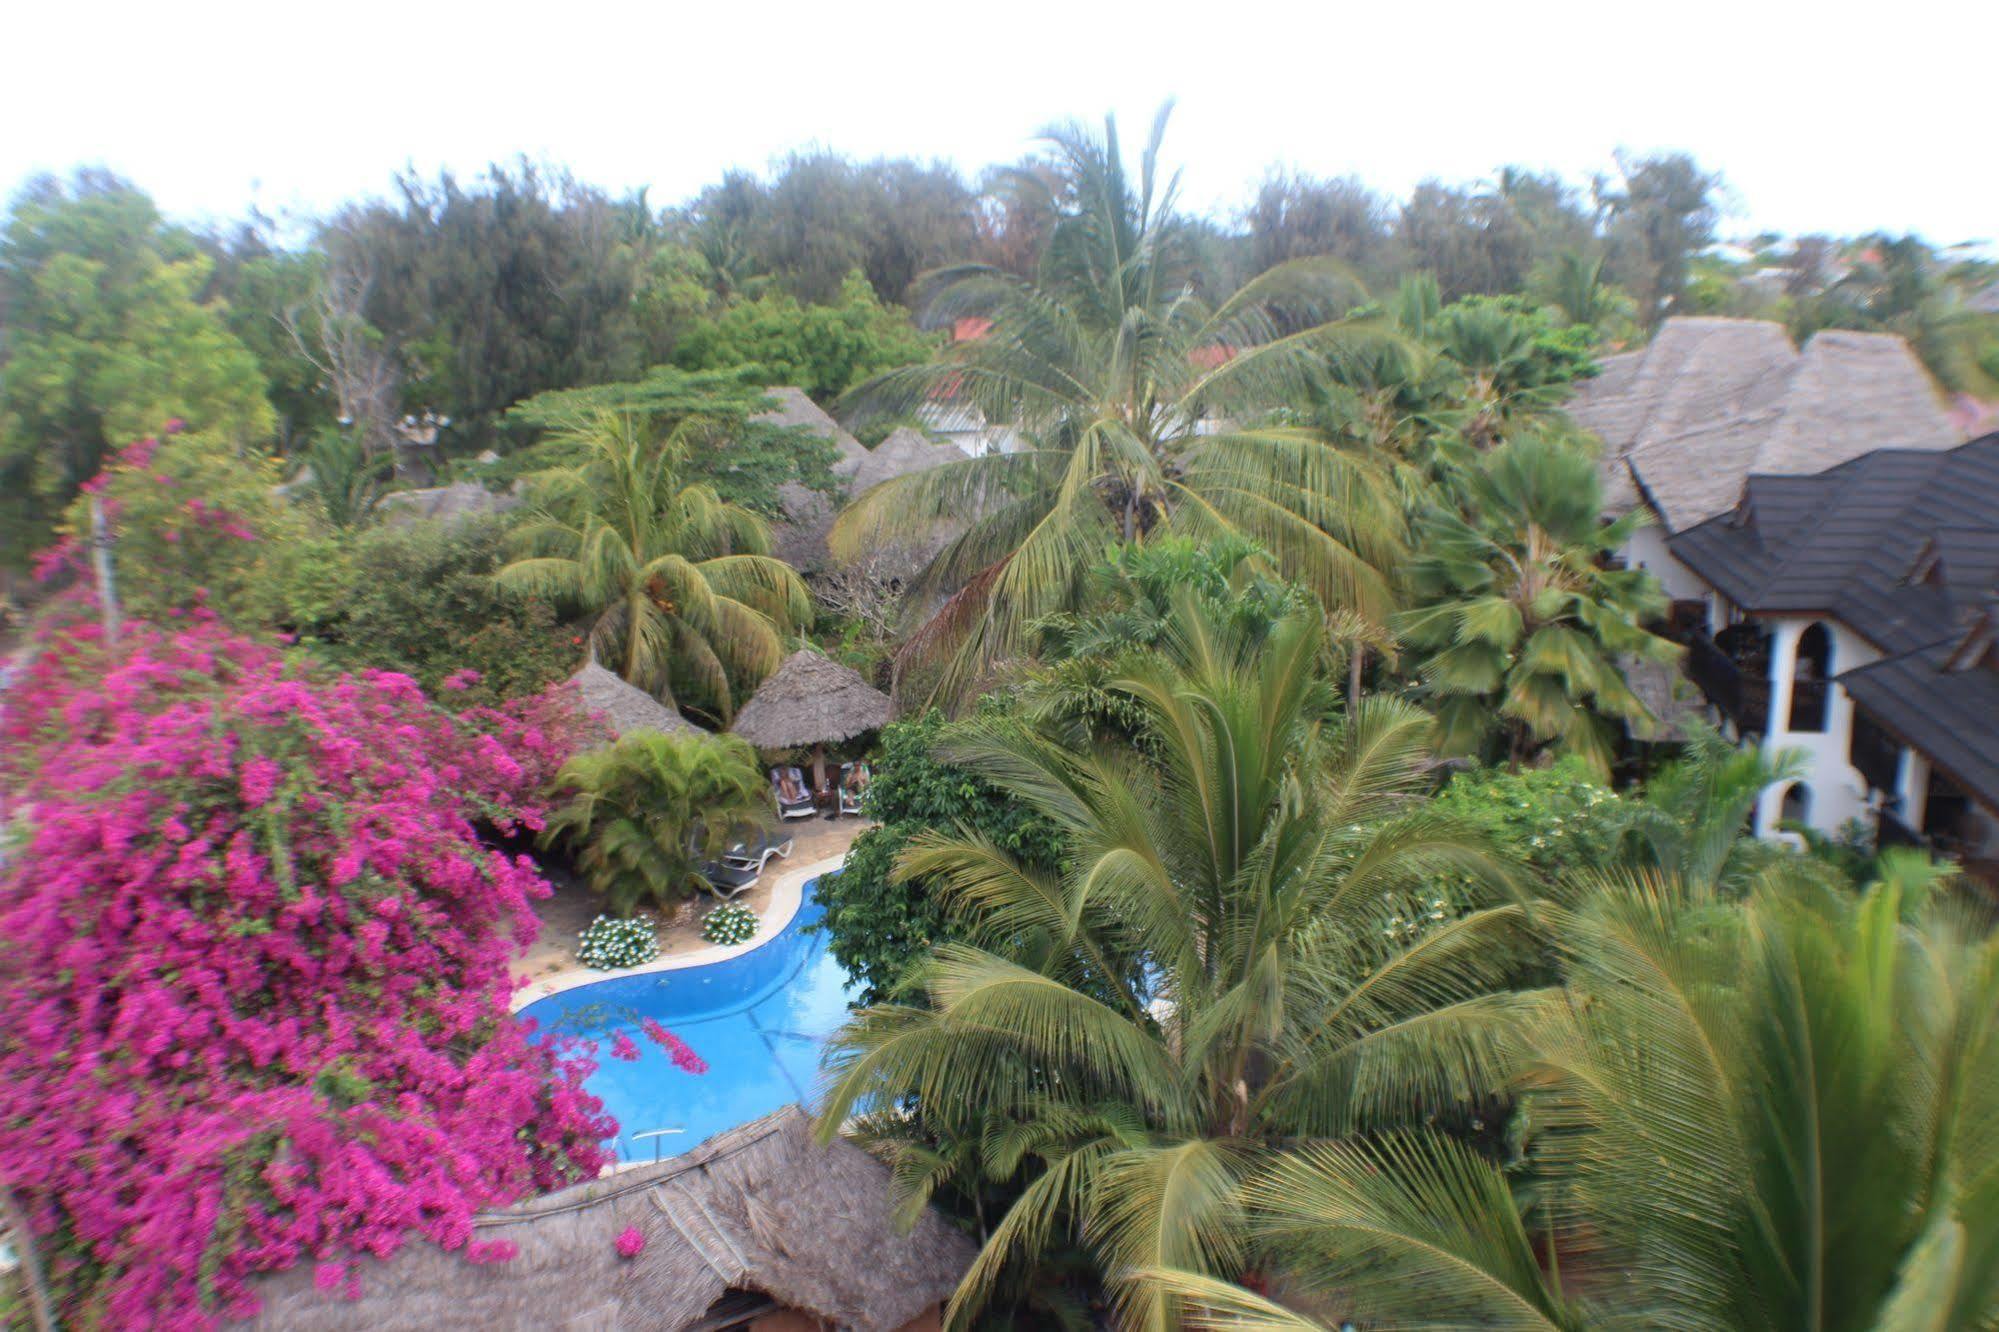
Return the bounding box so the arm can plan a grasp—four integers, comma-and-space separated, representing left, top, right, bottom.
702, 902, 758, 946
577, 914, 660, 970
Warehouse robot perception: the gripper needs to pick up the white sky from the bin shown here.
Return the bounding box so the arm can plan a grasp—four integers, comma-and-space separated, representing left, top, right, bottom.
6, 0, 1993, 246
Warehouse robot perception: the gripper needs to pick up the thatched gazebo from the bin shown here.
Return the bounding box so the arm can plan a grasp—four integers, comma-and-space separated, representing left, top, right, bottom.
243, 1105, 975, 1331
730, 650, 891, 794
569, 661, 703, 739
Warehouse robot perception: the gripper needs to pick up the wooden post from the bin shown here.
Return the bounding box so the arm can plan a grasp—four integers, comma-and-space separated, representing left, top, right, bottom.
90, 494, 121, 644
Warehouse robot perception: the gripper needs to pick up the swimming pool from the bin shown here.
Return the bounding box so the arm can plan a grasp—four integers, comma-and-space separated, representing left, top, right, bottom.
519, 876, 856, 1162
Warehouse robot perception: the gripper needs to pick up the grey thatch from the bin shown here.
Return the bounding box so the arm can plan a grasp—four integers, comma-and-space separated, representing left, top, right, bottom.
379, 480, 522, 526
848, 426, 968, 497
730, 650, 892, 750
758, 388, 868, 573
243, 1106, 975, 1331
1566, 317, 1961, 532
570, 661, 702, 738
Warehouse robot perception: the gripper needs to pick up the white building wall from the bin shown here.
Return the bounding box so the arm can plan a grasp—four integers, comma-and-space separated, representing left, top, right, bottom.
1620, 526, 1710, 602
1751, 617, 1883, 840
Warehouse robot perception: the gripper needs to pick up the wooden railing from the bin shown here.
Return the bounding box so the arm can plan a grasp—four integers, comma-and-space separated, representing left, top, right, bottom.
1682, 635, 1770, 736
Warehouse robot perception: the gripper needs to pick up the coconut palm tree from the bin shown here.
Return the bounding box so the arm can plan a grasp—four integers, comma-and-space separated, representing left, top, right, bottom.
544, 730, 771, 914
1150, 867, 1999, 1330
816, 600, 1537, 1328
830, 106, 1407, 706
1398, 432, 1677, 776
497, 411, 809, 723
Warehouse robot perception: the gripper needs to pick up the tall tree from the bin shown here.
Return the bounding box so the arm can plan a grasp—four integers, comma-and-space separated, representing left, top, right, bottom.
1153, 869, 1999, 1330
819, 600, 1533, 1328
1597, 151, 1723, 328
0, 172, 275, 563
323, 161, 653, 450
1244, 171, 1396, 285
496, 411, 809, 722
833, 106, 1407, 705
673, 270, 936, 402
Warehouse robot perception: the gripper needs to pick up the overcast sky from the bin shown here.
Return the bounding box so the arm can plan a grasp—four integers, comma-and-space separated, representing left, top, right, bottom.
7, 0, 1991, 247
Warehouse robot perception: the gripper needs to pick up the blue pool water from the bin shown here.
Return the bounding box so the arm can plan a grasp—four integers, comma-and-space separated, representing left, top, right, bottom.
519, 877, 856, 1162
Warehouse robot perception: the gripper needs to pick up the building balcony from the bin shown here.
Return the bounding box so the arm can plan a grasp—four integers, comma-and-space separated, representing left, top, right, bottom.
1682, 635, 1770, 736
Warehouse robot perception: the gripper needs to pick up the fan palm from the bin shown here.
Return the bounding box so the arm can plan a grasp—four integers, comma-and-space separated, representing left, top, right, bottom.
829, 106, 1407, 706
497, 411, 809, 722
1155, 867, 1999, 1330
543, 729, 771, 914
1398, 433, 1677, 776
816, 600, 1537, 1328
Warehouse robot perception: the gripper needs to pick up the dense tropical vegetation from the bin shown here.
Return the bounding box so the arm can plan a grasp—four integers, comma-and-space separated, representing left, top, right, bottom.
3, 101, 1994, 1330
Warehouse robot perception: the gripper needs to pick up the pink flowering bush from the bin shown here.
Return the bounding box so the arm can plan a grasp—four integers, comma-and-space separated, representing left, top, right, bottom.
0, 613, 619, 1328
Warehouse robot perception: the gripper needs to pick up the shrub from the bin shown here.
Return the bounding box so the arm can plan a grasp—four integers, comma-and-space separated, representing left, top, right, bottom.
702, 902, 758, 946
266, 513, 573, 708
544, 730, 771, 915
1432, 758, 1624, 879
576, 914, 661, 969
812, 710, 1064, 1003
0, 612, 615, 1328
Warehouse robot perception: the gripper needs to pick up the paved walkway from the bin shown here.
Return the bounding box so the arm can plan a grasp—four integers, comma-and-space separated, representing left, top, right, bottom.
513, 816, 870, 984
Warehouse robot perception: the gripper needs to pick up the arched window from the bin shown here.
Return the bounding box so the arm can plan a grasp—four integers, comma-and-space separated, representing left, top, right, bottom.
1789, 623, 1833, 732
1778, 781, 1813, 829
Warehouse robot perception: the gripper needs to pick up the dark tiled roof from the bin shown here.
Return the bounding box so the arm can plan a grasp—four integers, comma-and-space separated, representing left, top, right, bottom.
1669, 433, 1999, 811
1839, 633, 1999, 815
1669, 435, 1999, 656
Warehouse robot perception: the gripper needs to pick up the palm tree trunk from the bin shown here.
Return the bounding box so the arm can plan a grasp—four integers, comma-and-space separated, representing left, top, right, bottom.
1348, 646, 1364, 713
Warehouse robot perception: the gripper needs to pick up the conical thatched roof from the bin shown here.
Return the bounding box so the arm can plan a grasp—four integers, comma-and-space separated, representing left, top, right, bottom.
849, 426, 967, 496
730, 650, 891, 749
570, 662, 702, 738
242, 1105, 975, 1331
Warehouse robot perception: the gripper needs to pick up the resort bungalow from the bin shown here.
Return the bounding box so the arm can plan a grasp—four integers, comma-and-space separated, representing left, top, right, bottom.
244, 1106, 975, 1332
1566, 316, 1962, 600
1660, 431, 1999, 878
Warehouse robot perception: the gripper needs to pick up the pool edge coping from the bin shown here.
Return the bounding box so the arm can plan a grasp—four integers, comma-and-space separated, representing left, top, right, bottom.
510, 851, 848, 1013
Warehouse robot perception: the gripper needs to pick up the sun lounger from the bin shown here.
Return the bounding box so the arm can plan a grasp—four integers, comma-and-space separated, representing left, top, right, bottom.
771, 767, 815, 820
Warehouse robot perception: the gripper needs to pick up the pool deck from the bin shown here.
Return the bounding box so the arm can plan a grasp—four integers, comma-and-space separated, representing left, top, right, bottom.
511, 847, 850, 1011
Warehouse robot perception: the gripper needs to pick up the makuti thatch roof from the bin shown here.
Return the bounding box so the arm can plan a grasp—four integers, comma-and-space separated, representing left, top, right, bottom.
757, 387, 869, 574
730, 650, 891, 749
242, 1105, 976, 1331
1565, 317, 1961, 532
378, 480, 522, 526
570, 661, 702, 738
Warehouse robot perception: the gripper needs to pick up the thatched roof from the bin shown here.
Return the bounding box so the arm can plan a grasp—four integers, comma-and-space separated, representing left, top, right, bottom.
242, 1106, 975, 1331
849, 426, 967, 497
1565, 318, 1961, 532
378, 481, 522, 526
570, 662, 702, 738
758, 388, 867, 573
1621, 654, 1704, 743
730, 650, 891, 749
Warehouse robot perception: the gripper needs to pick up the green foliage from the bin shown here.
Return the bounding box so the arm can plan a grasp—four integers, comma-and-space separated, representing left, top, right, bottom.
818, 600, 1530, 1325
322, 162, 654, 449
297, 427, 390, 529
1399, 433, 1678, 775
0, 172, 276, 562
812, 709, 1064, 1005
63, 428, 299, 626
1163, 870, 1999, 1330
1432, 759, 1624, 880
497, 412, 810, 722
1597, 152, 1724, 326
265, 514, 572, 708
701, 902, 758, 946
674, 270, 936, 402
834, 107, 1408, 705
544, 729, 770, 915
505, 366, 842, 517
576, 914, 660, 970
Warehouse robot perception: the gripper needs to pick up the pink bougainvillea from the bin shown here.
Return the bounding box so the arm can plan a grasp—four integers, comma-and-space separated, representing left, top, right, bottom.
614, 1226, 646, 1258
0, 611, 624, 1328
